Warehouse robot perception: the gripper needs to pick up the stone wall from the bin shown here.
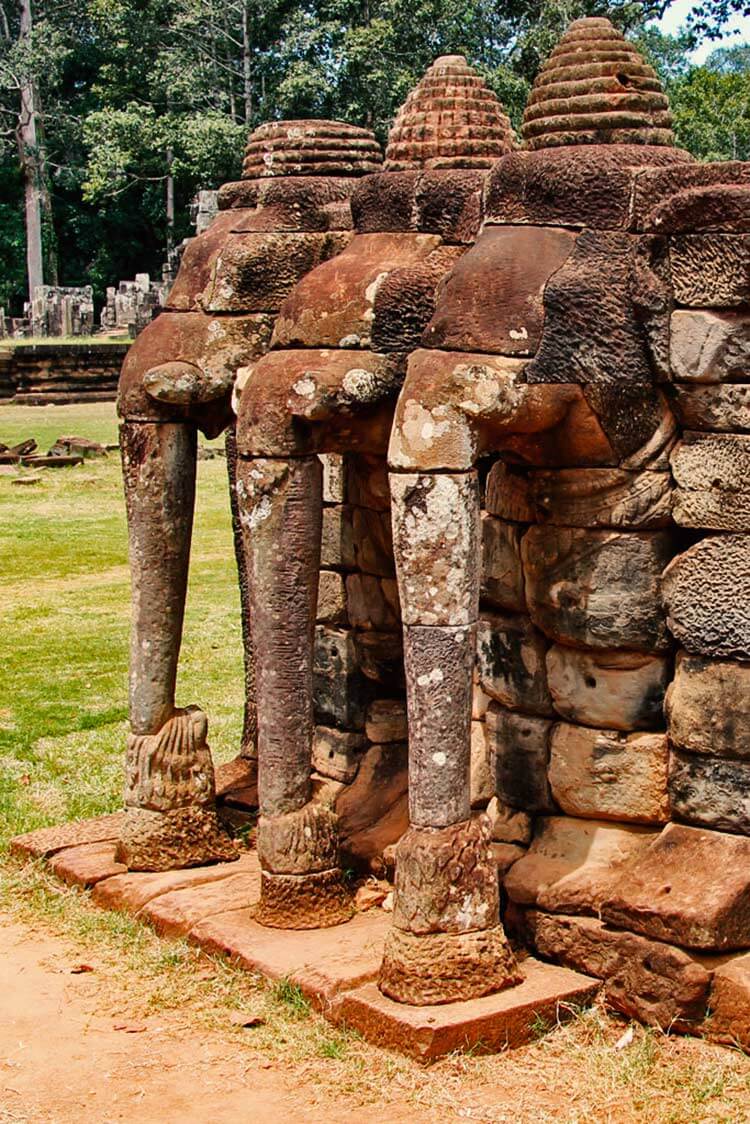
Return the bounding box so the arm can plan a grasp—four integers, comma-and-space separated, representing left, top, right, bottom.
12, 343, 130, 405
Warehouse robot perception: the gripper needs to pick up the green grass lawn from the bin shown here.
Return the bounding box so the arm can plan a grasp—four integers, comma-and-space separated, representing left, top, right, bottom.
0, 402, 245, 850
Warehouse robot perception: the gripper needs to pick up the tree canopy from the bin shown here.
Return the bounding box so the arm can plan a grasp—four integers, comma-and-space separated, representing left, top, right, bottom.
1, 0, 748, 313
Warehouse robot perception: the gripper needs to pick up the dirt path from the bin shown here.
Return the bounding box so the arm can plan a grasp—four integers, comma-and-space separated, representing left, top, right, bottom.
0, 920, 422, 1124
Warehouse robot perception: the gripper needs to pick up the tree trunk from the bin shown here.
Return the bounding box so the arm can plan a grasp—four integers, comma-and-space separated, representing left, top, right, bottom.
242, 0, 252, 124
18, 0, 44, 302
165, 146, 175, 260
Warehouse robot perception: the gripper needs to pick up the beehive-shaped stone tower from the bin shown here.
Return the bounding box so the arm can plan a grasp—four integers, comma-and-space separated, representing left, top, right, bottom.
521, 16, 673, 149
243, 120, 383, 179
385, 54, 515, 170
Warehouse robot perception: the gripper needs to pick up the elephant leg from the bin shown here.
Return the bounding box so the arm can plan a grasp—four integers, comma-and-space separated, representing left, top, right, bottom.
236, 453, 353, 928
116, 420, 237, 871
225, 422, 257, 761
379, 470, 520, 1004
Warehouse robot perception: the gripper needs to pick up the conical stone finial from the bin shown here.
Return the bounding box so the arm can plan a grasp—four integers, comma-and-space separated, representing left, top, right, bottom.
522, 17, 674, 150
385, 55, 515, 170
242, 119, 383, 179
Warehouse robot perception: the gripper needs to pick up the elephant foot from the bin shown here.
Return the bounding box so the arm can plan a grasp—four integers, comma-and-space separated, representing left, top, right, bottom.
115, 805, 239, 872
378, 926, 522, 1006
256, 868, 354, 929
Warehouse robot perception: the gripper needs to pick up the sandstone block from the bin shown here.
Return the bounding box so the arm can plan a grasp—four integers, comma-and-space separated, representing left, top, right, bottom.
670, 234, 750, 308
321, 505, 356, 569
491, 842, 526, 877
485, 796, 533, 846
668, 749, 750, 835
48, 842, 127, 887
316, 569, 348, 625
10, 813, 124, 859
320, 453, 346, 502
546, 646, 669, 732
351, 507, 394, 577
707, 953, 750, 1049
365, 698, 407, 743
483, 460, 535, 522
486, 704, 554, 814
669, 309, 750, 383
530, 467, 672, 530
476, 611, 552, 716
353, 631, 404, 687
481, 516, 526, 611
337, 741, 408, 867
671, 433, 750, 530
666, 651, 750, 759
671, 384, 750, 434
345, 574, 400, 631
522, 527, 673, 652
504, 815, 656, 915
521, 910, 711, 1032
370, 245, 465, 353
633, 162, 750, 233
470, 721, 493, 808
313, 626, 373, 729
391, 472, 479, 626
312, 726, 367, 783
662, 534, 750, 659
415, 169, 486, 243
549, 723, 670, 825
601, 822, 750, 950
345, 453, 390, 510
257, 803, 339, 874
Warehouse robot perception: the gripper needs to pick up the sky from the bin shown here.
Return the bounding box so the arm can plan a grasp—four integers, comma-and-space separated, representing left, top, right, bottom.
657, 0, 750, 61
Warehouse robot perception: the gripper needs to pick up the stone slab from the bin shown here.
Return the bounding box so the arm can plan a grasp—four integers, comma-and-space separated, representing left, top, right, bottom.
91, 853, 253, 914
189, 905, 391, 1007
335, 958, 599, 1061
10, 813, 124, 859
48, 841, 127, 887
140, 860, 262, 937
707, 952, 750, 1049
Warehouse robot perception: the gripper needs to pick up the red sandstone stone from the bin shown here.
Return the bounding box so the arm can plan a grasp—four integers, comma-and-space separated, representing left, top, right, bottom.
335, 958, 599, 1060
91, 853, 255, 914
706, 953, 750, 1049
48, 842, 127, 888
140, 860, 261, 937
10, 814, 125, 860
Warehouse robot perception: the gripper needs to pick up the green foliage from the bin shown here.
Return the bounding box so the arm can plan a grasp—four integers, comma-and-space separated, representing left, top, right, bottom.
670, 63, 750, 161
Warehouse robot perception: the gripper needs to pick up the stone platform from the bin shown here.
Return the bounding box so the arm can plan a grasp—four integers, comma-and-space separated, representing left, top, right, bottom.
10, 814, 600, 1059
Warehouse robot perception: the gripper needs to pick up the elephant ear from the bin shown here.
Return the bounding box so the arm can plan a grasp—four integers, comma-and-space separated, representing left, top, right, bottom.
143, 360, 232, 405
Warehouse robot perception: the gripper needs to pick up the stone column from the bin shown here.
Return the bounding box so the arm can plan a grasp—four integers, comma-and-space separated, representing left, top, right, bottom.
116, 421, 237, 870
236, 453, 353, 928
380, 470, 520, 1004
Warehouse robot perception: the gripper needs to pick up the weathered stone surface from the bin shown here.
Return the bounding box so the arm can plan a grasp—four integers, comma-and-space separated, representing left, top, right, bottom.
670, 235, 750, 308
662, 534, 750, 659
321, 505, 356, 570
486, 145, 690, 230
423, 225, 577, 356
521, 910, 711, 1031
241, 119, 382, 179
341, 959, 599, 1059
10, 813, 124, 860
257, 803, 340, 875
415, 170, 486, 244
632, 161, 750, 232
220, 175, 356, 231
485, 796, 533, 846
201, 231, 350, 312
671, 433, 750, 530
669, 309, 750, 383
530, 467, 672, 529
481, 516, 526, 611
546, 646, 669, 731
116, 806, 238, 873
48, 842, 127, 887
312, 726, 367, 783
370, 244, 464, 353
476, 611, 552, 716
379, 925, 521, 1006
384, 54, 514, 171
271, 232, 441, 348
484, 460, 535, 522
92, 854, 255, 914
520, 18, 674, 151
353, 631, 404, 687
668, 749, 750, 835
646, 183, 750, 235
337, 741, 409, 865
313, 626, 373, 729
316, 569, 348, 625
350, 172, 418, 234
166, 209, 250, 309
344, 453, 390, 510
391, 471, 479, 626
671, 383, 750, 434
525, 230, 666, 460
392, 817, 499, 935
549, 723, 670, 824
365, 699, 407, 743
404, 624, 476, 827
522, 527, 673, 652
470, 722, 493, 807
345, 574, 399, 631
320, 453, 346, 502
707, 953, 750, 1049
140, 864, 261, 937
351, 506, 395, 577
601, 822, 750, 950
486, 705, 555, 814
505, 815, 656, 915
257, 867, 353, 929
666, 652, 750, 760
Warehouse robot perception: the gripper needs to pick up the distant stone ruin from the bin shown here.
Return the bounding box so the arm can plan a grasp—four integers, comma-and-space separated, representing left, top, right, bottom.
29, 285, 94, 338
99, 273, 170, 338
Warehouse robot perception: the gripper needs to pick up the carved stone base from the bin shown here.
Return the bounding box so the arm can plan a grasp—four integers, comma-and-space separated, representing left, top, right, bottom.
379, 925, 522, 1006
115, 806, 239, 872
256, 868, 354, 930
